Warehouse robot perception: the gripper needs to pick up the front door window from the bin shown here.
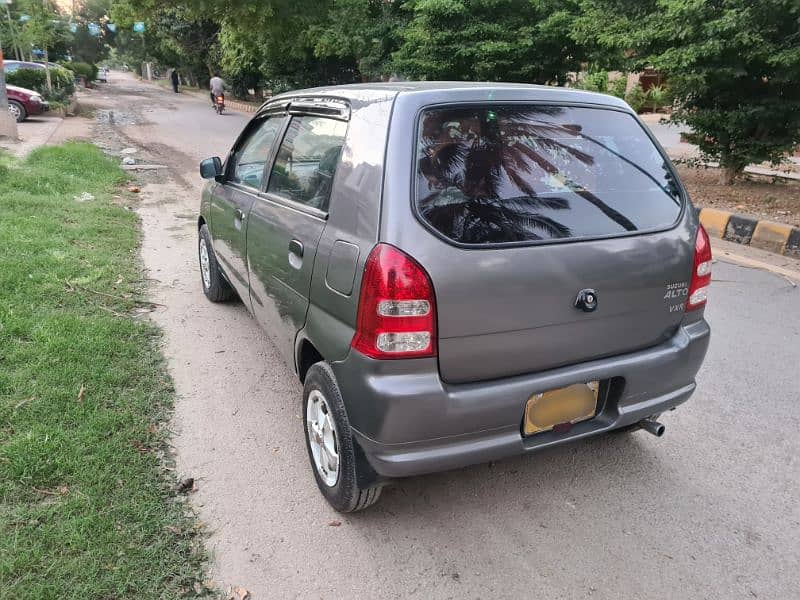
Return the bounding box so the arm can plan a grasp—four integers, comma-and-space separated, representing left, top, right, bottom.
228, 117, 285, 190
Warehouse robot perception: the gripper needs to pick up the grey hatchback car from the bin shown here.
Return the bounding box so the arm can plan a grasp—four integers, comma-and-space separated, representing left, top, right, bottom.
198, 82, 711, 512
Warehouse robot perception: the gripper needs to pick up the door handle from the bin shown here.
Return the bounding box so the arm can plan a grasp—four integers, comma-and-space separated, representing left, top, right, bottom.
289, 239, 304, 258
234, 208, 245, 221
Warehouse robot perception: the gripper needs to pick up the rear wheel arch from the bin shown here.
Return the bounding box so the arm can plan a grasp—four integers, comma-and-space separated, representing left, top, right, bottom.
297, 337, 324, 383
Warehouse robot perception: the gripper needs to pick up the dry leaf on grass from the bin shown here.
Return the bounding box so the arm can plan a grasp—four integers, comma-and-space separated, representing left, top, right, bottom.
128, 186, 141, 193
14, 396, 34, 410
77, 384, 85, 403
227, 585, 250, 600
33, 485, 70, 497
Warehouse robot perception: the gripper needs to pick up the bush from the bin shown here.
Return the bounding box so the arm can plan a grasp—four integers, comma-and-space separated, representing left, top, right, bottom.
60, 61, 98, 82
574, 70, 609, 93
609, 76, 628, 99
646, 84, 670, 112
6, 67, 76, 103
625, 83, 647, 113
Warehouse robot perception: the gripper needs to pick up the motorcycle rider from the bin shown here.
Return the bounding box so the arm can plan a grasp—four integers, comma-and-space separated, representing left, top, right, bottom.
209, 73, 226, 108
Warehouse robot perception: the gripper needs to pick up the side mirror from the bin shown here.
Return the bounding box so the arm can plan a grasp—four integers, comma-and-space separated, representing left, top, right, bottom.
200, 157, 223, 180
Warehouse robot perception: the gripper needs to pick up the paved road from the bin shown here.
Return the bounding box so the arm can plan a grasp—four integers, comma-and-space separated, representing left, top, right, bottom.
96, 73, 799, 600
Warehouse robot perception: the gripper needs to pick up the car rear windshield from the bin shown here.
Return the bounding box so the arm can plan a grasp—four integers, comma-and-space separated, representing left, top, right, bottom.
415, 105, 683, 245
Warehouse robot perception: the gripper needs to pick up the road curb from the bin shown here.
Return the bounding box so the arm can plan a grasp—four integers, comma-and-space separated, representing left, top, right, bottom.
225, 99, 260, 113
697, 207, 800, 257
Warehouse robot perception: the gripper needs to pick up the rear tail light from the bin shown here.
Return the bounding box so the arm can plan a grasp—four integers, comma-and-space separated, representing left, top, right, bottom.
351, 244, 437, 359
687, 224, 712, 310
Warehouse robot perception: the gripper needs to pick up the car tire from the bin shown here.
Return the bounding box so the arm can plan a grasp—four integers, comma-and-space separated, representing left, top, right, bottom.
198, 224, 235, 302
8, 101, 26, 123
303, 362, 383, 512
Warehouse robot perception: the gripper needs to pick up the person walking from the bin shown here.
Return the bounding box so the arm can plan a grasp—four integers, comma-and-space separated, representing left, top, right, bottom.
170, 69, 180, 93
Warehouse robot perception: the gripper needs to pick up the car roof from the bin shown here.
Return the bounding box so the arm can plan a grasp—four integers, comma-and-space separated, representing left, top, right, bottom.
4, 60, 45, 67
267, 81, 630, 111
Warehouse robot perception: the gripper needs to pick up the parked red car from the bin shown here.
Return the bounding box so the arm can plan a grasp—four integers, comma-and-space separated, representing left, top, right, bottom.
6, 84, 50, 122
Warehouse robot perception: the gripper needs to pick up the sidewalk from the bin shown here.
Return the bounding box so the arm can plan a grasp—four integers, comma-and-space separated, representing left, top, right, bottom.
0, 100, 92, 158
0, 114, 64, 158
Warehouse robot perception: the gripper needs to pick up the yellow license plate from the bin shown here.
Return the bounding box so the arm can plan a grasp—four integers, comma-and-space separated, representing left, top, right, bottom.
523, 381, 599, 436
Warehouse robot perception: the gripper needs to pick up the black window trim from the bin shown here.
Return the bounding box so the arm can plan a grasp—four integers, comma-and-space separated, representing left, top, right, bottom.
410, 100, 689, 250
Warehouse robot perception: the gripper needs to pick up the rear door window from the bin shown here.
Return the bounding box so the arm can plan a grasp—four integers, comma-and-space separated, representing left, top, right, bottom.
267, 115, 347, 211
416, 105, 683, 245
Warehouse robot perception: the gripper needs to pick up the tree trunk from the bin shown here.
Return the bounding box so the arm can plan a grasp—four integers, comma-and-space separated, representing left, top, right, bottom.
0, 46, 20, 140
720, 165, 738, 185
44, 45, 53, 94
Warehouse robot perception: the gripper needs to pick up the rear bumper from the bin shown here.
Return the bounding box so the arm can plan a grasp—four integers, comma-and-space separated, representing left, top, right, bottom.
332, 319, 710, 479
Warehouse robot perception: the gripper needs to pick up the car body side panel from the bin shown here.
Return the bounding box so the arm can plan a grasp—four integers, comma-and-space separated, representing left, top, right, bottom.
209, 183, 257, 299
300, 92, 397, 365
247, 196, 327, 367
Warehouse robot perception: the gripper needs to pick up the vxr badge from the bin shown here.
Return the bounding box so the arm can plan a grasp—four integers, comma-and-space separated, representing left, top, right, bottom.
574, 288, 598, 312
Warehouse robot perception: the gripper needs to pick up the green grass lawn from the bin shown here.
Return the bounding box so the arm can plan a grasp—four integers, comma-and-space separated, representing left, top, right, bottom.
0, 143, 209, 598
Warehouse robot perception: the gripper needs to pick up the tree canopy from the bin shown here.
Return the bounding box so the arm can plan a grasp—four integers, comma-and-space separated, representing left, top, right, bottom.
7, 0, 789, 181
393, 0, 584, 84
576, 0, 800, 180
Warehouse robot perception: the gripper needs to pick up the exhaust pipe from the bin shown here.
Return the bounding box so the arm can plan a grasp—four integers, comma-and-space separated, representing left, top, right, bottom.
639, 418, 665, 437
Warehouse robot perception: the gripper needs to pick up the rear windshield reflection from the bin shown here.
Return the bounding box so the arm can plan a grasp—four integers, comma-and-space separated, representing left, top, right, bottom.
416, 105, 682, 245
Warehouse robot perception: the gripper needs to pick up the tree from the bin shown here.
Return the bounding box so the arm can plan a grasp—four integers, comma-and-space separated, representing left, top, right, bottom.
70, 0, 115, 65
12, 0, 70, 92
310, 0, 408, 81
577, 0, 800, 184
109, 0, 340, 90
392, 0, 585, 84
1, 42, 20, 140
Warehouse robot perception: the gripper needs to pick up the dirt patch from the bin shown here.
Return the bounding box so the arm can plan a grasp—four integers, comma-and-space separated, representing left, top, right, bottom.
677, 165, 800, 228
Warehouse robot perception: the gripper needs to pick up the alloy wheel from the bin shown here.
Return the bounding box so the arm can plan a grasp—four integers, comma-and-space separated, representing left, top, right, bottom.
199, 238, 212, 290
306, 389, 340, 487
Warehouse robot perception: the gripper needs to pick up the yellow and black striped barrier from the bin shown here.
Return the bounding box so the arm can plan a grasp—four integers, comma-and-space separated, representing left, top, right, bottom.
697, 207, 800, 257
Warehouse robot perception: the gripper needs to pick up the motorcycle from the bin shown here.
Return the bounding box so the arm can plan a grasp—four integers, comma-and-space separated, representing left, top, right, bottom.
214, 94, 225, 115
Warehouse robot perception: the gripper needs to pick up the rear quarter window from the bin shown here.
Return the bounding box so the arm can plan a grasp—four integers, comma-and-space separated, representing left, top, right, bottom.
415, 105, 683, 245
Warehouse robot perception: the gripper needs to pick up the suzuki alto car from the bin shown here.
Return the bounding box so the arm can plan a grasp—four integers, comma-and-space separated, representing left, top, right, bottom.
197, 83, 711, 512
